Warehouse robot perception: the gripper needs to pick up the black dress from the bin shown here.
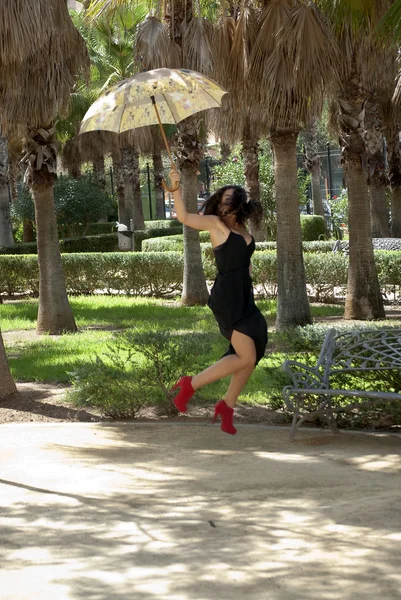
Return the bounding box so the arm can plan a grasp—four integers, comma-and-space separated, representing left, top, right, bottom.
208, 230, 268, 364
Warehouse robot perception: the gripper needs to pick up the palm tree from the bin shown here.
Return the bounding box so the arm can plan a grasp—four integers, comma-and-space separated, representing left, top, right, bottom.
250, 1, 339, 329
0, 0, 81, 394
0, 1, 89, 334
0, 134, 14, 247
318, 1, 394, 319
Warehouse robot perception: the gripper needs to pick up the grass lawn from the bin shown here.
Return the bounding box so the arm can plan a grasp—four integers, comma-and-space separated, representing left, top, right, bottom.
0, 296, 346, 408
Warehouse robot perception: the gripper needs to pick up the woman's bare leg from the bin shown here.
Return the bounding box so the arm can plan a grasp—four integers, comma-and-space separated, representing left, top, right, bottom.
191, 330, 256, 390
223, 364, 255, 408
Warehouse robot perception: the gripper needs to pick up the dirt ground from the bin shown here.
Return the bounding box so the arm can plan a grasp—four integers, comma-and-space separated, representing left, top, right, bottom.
0, 382, 289, 426
1, 422, 401, 599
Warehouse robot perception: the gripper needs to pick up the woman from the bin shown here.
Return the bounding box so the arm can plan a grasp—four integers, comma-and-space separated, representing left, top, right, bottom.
170, 169, 268, 435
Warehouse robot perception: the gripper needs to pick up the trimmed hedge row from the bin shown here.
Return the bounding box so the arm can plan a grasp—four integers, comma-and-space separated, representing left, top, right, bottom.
1, 250, 401, 298
0, 225, 183, 255
143, 235, 335, 254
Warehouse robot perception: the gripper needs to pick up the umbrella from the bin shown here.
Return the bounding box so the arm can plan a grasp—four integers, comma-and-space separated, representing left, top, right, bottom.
79, 68, 227, 191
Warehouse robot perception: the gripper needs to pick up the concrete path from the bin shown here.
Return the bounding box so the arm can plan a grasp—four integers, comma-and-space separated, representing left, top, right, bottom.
0, 423, 400, 600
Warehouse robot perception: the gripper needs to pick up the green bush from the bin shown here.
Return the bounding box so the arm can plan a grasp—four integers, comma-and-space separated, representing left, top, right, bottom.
12, 175, 116, 238
69, 328, 212, 418
300, 215, 326, 241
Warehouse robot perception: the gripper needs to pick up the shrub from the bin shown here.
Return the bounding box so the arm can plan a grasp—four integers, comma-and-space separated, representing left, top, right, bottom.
142, 230, 210, 252
12, 175, 116, 238
300, 215, 326, 241
69, 328, 212, 418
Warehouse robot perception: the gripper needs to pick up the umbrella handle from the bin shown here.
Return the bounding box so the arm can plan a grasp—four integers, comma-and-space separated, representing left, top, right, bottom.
162, 179, 180, 193
151, 96, 181, 193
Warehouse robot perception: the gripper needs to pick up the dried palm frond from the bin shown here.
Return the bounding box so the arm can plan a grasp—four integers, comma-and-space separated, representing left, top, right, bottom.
212, 16, 235, 85
79, 130, 119, 161
0, 1, 52, 69
227, 5, 258, 93
249, 0, 292, 92
182, 17, 214, 75
259, 2, 340, 129
135, 15, 173, 69
61, 137, 82, 174
1, 1, 90, 135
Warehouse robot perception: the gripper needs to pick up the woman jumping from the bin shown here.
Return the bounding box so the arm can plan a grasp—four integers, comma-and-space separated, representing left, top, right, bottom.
170, 169, 268, 435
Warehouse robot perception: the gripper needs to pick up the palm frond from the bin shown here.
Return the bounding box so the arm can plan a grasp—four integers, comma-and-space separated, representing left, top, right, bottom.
1, 1, 90, 134
258, 2, 341, 129
182, 17, 214, 74
135, 15, 173, 68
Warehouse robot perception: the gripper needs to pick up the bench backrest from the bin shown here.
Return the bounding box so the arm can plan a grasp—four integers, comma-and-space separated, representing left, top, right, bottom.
318, 328, 401, 384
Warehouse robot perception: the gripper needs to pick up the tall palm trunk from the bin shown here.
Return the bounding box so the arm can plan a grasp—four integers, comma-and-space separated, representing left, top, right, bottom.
242, 117, 265, 242
112, 157, 126, 225
0, 329, 17, 400
26, 127, 77, 334
387, 127, 401, 237
220, 142, 231, 164
0, 135, 14, 247
271, 131, 312, 329
303, 119, 324, 216
365, 100, 389, 237
153, 151, 165, 219
176, 119, 209, 305
337, 76, 385, 319
121, 146, 145, 230
92, 152, 106, 190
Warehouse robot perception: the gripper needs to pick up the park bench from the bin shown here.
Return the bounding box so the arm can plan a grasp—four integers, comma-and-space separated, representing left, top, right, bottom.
282, 328, 401, 439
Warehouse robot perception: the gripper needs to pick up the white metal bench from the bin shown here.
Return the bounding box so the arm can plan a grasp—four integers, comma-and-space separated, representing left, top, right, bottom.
282, 328, 401, 439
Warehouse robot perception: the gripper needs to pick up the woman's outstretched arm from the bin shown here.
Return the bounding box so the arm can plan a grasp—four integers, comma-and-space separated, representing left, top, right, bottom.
170, 170, 221, 232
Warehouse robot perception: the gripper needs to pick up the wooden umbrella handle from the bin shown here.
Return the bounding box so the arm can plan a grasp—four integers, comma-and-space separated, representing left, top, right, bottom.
151, 96, 180, 193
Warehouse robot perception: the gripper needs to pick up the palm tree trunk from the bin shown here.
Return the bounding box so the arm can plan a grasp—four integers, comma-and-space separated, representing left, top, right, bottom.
344, 153, 385, 319
366, 100, 389, 238
391, 188, 401, 237
132, 149, 145, 229
387, 127, 401, 237
23, 220, 35, 243
271, 131, 312, 329
113, 158, 126, 226
25, 127, 77, 334
370, 185, 390, 237
0, 135, 14, 247
243, 117, 265, 242
121, 146, 145, 230
153, 152, 165, 219
8, 161, 18, 203
220, 142, 231, 164
337, 76, 385, 319
92, 153, 106, 190
303, 119, 324, 216
0, 328, 17, 400
181, 163, 209, 305
176, 118, 209, 305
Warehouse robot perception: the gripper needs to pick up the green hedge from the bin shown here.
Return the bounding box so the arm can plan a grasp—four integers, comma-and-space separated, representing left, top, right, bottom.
2, 250, 401, 298
0, 225, 184, 255
143, 235, 334, 254
300, 215, 326, 241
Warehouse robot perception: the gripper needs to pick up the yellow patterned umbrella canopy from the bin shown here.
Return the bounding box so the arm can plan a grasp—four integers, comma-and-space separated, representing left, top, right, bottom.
80, 68, 227, 135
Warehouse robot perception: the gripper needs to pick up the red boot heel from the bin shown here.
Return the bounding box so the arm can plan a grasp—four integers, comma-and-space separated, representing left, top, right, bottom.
212, 400, 237, 435
171, 376, 195, 413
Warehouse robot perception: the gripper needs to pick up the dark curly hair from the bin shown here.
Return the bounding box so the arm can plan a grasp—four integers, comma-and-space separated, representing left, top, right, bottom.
203, 185, 263, 228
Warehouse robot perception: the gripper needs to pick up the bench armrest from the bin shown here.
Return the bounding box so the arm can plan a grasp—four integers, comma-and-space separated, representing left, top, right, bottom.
282, 360, 325, 389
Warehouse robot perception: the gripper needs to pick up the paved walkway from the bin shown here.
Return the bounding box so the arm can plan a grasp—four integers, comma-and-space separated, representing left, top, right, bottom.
1, 423, 400, 600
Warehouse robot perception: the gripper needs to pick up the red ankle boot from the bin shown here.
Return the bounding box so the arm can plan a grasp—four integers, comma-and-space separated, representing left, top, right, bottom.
212, 400, 237, 435
171, 376, 195, 413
